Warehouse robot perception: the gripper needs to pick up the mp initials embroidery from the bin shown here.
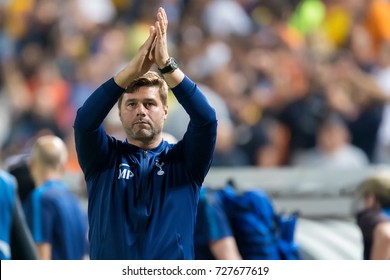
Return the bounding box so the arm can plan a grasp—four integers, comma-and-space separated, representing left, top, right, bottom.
118, 163, 134, 179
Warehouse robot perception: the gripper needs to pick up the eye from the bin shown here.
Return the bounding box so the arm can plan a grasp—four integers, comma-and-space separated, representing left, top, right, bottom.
145, 102, 155, 108
127, 102, 136, 107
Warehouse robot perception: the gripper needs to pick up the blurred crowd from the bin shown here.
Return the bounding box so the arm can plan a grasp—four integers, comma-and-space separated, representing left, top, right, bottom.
1, 0, 390, 170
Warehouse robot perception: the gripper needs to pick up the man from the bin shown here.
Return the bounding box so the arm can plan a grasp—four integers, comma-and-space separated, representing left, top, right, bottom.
290, 113, 369, 168
0, 169, 37, 260
194, 186, 242, 260
73, 7, 217, 259
24, 135, 88, 259
6, 154, 35, 203
356, 172, 390, 259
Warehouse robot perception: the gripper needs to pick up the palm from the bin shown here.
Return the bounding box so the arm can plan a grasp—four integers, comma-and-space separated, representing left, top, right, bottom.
129, 30, 156, 76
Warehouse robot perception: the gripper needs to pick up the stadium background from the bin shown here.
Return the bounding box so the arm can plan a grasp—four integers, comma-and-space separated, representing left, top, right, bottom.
2, 0, 390, 259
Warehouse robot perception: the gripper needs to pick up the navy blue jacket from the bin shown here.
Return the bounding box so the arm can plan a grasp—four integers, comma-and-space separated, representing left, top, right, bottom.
23, 180, 88, 260
194, 187, 234, 260
74, 76, 217, 259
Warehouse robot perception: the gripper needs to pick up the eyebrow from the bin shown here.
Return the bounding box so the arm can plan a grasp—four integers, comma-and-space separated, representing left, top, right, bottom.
125, 98, 157, 103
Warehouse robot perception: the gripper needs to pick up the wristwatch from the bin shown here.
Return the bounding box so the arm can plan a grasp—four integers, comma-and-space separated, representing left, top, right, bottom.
158, 57, 178, 74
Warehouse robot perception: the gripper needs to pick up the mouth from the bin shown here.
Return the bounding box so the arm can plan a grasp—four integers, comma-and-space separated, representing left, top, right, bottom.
134, 120, 150, 126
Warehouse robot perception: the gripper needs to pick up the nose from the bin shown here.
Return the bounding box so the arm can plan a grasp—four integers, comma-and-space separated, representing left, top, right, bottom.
136, 104, 146, 116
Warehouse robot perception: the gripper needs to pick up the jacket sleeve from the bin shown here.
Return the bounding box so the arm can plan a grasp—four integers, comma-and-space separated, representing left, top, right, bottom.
73, 78, 124, 177
11, 195, 38, 260
171, 76, 217, 185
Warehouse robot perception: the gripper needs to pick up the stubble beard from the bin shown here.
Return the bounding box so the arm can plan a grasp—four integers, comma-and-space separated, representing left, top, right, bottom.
126, 124, 161, 143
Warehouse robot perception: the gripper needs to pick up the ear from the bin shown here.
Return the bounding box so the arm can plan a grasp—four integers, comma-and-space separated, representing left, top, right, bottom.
163, 105, 168, 120
28, 156, 35, 170
118, 108, 123, 122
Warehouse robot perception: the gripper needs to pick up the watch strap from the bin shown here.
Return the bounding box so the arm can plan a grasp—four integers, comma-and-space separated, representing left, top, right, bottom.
158, 57, 178, 74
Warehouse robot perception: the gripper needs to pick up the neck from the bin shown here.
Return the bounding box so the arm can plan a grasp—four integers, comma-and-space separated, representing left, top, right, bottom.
127, 136, 163, 150
320, 143, 344, 155
34, 171, 63, 188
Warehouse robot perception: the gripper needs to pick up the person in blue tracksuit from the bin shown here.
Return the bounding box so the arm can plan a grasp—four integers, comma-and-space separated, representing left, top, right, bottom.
0, 169, 37, 260
24, 135, 88, 260
194, 186, 242, 260
73, 7, 217, 260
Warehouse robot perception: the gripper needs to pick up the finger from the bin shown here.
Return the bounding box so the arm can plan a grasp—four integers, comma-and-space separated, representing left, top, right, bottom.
148, 26, 157, 49
156, 21, 163, 39
148, 37, 156, 61
157, 8, 167, 33
160, 7, 168, 26
148, 25, 156, 43
140, 26, 156, 51
158, 7, 166, 21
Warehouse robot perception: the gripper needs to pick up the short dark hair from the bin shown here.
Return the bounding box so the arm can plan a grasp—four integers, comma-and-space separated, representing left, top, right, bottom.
118, 71, 168, 108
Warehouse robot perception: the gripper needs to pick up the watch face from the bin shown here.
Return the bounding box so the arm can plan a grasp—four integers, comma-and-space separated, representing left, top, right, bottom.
170, 58, 178, 69
160, 57, 178, 74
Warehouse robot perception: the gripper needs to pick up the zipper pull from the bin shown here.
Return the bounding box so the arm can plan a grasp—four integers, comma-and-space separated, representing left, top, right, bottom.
142, 150, 147, 158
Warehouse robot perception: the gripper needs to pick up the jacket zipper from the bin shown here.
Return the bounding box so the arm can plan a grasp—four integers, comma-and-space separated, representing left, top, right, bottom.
137, 149, 148, 258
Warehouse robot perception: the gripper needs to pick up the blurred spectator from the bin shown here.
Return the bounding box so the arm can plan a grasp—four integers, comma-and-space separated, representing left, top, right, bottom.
0, 169, 37, 260
164, 82, 233, 141
363, 0, 390, 58
373, 41, 390, 164
23, 135, 88, 259
291, 113, 369, 168
253, 118, 288, 167
212, 120, 250, 167
325, 54, 387, 161
5, 153, 35, 203
276, 90, 327, 164
355, 172, 390, 260
202, 0, 254, 38
75, 0, 116, 27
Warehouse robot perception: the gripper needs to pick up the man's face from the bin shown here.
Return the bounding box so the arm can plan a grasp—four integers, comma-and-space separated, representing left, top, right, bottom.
119, 86, 168, 144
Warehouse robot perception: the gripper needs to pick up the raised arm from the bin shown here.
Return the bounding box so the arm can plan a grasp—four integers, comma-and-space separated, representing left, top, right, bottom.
114, 26, 157, 88
75, 25, 157, 132
74, 26, 157, 175
151, 8, 217, 183
152, 7, 185, 88
152, 8, 215, 126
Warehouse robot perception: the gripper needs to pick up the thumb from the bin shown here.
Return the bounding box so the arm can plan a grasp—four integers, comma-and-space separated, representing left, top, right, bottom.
146, 26, 156, 48
150, 25, 156, 35
139, 26, 156, 52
